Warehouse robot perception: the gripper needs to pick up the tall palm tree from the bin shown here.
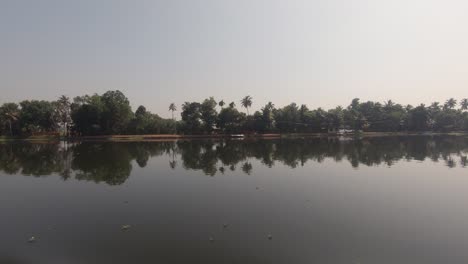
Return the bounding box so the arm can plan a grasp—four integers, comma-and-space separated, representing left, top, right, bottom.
444, 98, 457, 110
241, 95, 253, 115
218, 100, 225, 109
460, 99, 468, 111
169, 103, 177, 120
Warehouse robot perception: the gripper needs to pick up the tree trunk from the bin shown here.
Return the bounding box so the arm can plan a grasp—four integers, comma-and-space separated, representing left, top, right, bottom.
8, 120, 12, 136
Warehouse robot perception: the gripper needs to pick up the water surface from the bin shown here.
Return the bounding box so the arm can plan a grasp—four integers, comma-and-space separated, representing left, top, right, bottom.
1, 136, 468, 264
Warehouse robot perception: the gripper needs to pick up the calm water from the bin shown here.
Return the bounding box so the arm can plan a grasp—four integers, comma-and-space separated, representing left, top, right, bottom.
1, 136, 468, 264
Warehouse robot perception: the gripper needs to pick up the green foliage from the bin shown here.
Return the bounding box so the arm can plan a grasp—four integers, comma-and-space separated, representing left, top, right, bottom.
241, 95, 253, 115
130, 105, 176, 134
2, 91, 468, 136
217, 106, 245, 133
200, 97, 218, 132
100, 90, 133, 134
0, 103, 20, 136
71, 94, 105, 135
180, 102, 202, 134
19, 100, 56, 134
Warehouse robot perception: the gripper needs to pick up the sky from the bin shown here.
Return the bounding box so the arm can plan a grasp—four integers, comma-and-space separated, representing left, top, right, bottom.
1, 0, 467, 118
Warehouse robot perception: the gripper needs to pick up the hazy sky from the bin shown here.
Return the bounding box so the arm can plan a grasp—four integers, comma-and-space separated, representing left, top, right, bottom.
1, 0, 467, 117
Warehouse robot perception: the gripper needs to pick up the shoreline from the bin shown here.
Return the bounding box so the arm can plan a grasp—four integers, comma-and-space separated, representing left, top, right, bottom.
1, 131, 467, 142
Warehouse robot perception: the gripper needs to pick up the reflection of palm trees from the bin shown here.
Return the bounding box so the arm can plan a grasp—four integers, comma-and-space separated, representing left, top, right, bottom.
241, 162, 253, 175
169, 144, 177, 169
460, 156, 467, 167
1, 137, 468, 182
169, 160, 177, 169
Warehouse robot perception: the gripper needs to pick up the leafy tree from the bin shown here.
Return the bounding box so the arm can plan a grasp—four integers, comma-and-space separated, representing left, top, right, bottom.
19, 100, 56, 134
260, 102, 275, 132
0, 103, 20, 136
274, 103, 300, 132
180, 102, 202, 134
135, 105, 147, 118
218, 100, 225, 109
71, 94, 104, 135
217, 105, 245, 133
100, 90, 133, 134
200, 97, 218, 133
408, 104, 430, 131
54, 95, 72, 136
326, 107, 344, 131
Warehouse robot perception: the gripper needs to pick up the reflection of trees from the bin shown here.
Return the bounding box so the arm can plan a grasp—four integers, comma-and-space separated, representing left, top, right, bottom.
0, 142, 174, 185
0, 136, 467, 184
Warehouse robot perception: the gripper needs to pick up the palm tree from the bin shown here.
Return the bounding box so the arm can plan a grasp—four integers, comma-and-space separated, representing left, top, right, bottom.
430, 102, 440, 110
169, 103, 177, 120
229, 102, 236, 108
218, 100, 225, 109
460, 99, 468, 111
384, 100, 394, 109
241, 95, 253, 115
444, 98, 457, 110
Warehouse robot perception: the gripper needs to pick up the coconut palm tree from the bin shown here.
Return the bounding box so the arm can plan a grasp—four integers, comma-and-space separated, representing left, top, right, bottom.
460, 99, 468, 111
444, 98, 457, 110
384, 100, 395, 109
430, 102, 440, 110
169, 103, 177, 120
241, 95, 253, 115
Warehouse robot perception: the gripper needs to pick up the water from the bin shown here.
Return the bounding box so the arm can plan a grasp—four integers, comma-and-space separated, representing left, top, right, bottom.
0, 136, 467, 264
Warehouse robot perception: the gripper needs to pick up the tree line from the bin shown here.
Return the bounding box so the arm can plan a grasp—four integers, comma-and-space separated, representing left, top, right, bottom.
1, 90, 468, 136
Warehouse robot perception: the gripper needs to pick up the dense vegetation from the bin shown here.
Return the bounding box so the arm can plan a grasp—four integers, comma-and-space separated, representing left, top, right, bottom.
1, 90, 468, 136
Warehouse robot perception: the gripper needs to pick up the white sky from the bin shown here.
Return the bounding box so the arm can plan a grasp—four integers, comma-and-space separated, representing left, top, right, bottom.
1, 0, 467, 117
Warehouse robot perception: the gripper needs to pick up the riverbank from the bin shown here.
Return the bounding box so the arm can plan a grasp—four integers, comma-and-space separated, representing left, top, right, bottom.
1, 131, 467, 142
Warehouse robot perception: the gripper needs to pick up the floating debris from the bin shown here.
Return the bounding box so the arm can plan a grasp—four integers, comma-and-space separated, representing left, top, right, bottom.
267, 234, 273, 240
209, 237, 214, 242
28, 236, 36, 243
123, 201, 129, 204
121, 225, 131, 230
255, 187, 260, 190
222, 223, 228, 229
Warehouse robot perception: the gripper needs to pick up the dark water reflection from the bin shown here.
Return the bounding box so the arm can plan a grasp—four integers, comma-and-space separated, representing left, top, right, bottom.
0, 136, 467, 183
1, 136, 468, 264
